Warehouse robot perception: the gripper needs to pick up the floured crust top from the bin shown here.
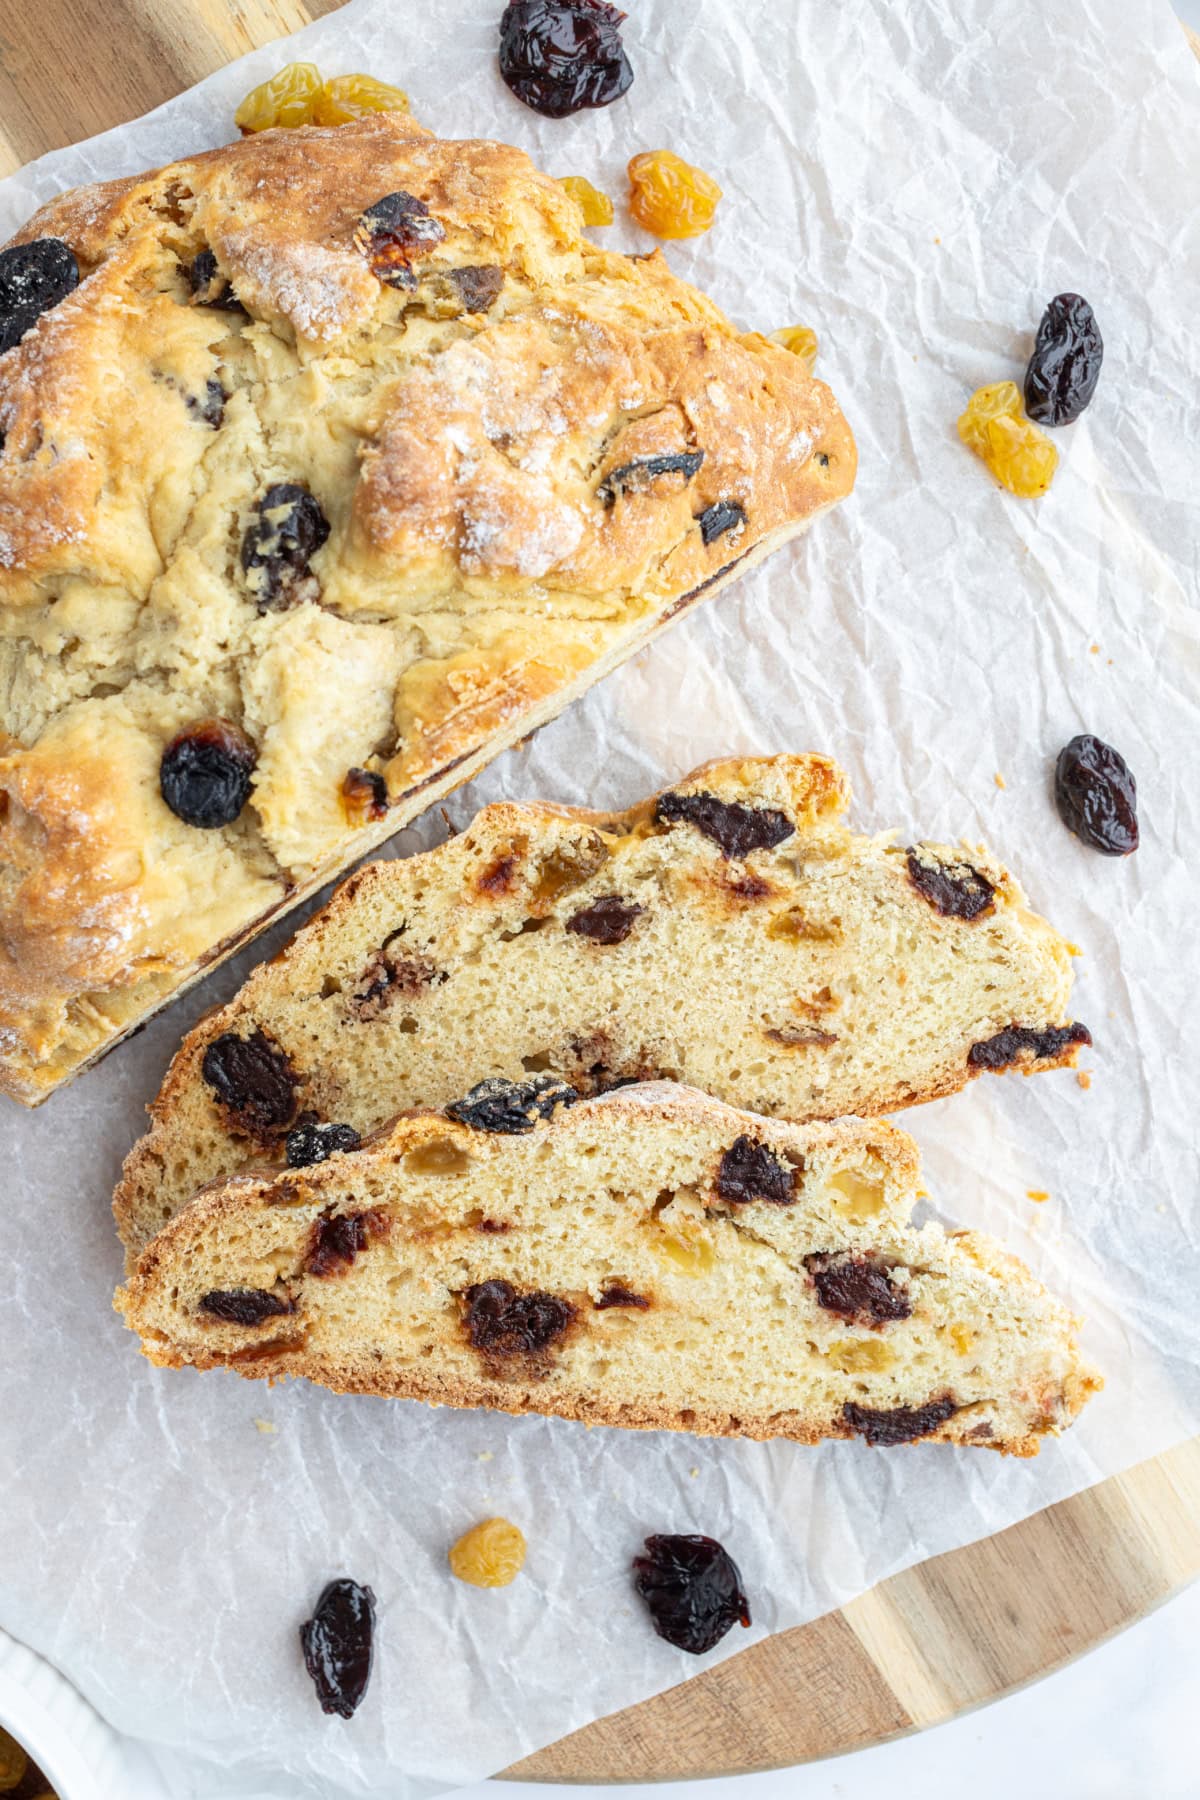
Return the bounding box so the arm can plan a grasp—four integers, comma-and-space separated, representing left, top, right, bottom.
0, 115, 855, 1101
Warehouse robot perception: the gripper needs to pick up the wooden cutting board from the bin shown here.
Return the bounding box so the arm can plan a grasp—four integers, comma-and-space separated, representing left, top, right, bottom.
2, 1, 1198, 1779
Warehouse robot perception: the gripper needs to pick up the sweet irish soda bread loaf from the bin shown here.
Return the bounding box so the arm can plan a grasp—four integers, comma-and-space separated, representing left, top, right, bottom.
115, 754, 1090, 1257
116, 1082, 1100, 1456
0, 112, 855, 1105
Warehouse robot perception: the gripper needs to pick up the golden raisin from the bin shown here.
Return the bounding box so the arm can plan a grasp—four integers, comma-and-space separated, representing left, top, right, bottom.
770, 326, 819, 372
957, 380, 1058, 498
0, 1728, 28, 1791
557, 175, 614, 227
341, 765, 388, 826
405, 1139, 473, 1177
628, 151, 722, 240
825, 1337, 897, 1374
767, 907, 840, 943
449, 1517, 527, 1588
235, 62, 324, 133
313, 73, 411, 126
827, 1168, 886, 1221
530, 839, 608, 909
652, 1225, 716, 1276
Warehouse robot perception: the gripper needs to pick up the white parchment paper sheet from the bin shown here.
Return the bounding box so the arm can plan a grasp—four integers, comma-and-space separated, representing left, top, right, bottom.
2, 0, 1198, 1794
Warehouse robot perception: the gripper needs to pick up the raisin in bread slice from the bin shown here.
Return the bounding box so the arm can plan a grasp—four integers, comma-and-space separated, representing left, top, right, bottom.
115, 1082, 1100, 1456
115, 754, 1089, 1259
0, 113, 854, 1105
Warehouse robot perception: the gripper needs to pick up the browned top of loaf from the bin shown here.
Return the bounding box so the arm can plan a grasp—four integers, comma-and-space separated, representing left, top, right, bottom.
0, 114, 855, 1101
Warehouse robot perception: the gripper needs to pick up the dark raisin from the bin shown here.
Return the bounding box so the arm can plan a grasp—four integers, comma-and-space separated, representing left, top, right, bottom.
696, 500, 746, 544
843, 1396, 958, 1446
354, 192, 446, 288
632, 1534, 751, 1655
187, 248, 247, 313
199, 1287, 293, 1326
968, 1021, 1092, 1071
185, 377, 226, 428
160, 718, 256, 829
201, 1028, 300, 1138
1054, 734, 1138, 855
655, 790, 794, 860
187, 247, 218, 293
450, 264, 504, 312
595, 1282, 650, 1309
0, 238, 79, 355
715, 1135, 797, 1205
721, 871, 773, 903
342, 766, 389, 824
808, 1255, 911, 1325
446, 1074, 579, 1133
351, 948, 440, 1021
596, 451, 704, 507
585, 1069, 642, 1094
241, 483, 330, 610
1024, 294, 1103, 427
464, 1279, 575, 1358
498, 0, 634, 119
287, 1121, 362, 1168
300, 1579, 375, 1719
307, 1209, 375, 1276
477, 848, 522, 894
905, 847, 996, 920
565, 894, 645, 943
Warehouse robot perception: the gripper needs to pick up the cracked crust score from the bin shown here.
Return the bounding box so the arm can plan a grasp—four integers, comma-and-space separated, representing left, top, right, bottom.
0, 114, 855, 1102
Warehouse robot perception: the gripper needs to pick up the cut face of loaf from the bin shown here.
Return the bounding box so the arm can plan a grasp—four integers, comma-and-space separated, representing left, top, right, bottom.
0, 113, 855, 1105
115, 1083, 1101, 1456
116, 754, 1089, 1258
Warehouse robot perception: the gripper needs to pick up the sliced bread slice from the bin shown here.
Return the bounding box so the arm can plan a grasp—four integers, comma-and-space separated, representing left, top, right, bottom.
115, 754, 1089, 1257
116, 1082, 1100, 1457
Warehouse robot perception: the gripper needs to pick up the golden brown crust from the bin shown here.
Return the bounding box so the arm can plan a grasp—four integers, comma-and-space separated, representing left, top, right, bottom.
125, 1353, 1097, 1459
0, 116, 854, 1103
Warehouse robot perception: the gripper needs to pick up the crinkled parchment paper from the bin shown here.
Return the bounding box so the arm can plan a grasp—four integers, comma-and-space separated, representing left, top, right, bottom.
1, 0, 1198, 1794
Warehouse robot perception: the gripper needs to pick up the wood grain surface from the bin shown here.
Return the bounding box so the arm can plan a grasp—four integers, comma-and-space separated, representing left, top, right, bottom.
513, 1439, 1200, 1780
1, 0, 1197, 1780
